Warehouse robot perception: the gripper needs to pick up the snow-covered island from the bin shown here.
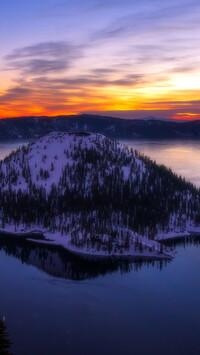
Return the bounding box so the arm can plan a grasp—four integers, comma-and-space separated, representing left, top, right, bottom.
0, 131, 200, 260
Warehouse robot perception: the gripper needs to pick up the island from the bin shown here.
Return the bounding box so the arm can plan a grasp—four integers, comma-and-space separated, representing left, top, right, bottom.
0, 131, 200, 259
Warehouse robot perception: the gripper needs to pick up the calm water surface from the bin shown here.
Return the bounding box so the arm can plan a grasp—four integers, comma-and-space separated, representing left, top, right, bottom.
1, 238, 200, 355
0, 139, 200, 355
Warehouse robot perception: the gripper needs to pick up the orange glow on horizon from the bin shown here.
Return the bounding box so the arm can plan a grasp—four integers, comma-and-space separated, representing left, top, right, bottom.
1, 76, 200, 120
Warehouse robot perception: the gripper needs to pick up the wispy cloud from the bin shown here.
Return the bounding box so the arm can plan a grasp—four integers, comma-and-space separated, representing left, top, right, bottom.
33, 73, 145, 87
5, 41, 84, 76
92, 0, 200, 42
7, 59, 69, 76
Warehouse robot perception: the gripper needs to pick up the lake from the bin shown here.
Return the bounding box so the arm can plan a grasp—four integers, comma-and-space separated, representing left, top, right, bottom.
1, 138, 200, 355
1, 237, 200, 355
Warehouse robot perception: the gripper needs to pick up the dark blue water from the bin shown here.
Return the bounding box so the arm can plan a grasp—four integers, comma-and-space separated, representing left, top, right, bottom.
1, 237, 200, 355
1, 139, 200, 354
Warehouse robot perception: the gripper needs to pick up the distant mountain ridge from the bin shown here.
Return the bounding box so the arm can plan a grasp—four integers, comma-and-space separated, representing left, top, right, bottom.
0, 114, 200, 140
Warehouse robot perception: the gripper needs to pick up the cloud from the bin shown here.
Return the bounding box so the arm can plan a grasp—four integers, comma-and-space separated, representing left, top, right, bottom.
32, 73, 145, 88
143, 100, 200, 106
8, 59, 69, 76
5, 41, 80, 60
1, 36, 149, 116
4, 41, 84, 76
169, 64, 200, 74
2, 0, 200, 119
91, 1, 200, 42
7, 87, 33, 94
91, 68, 120, 74
0, 69, 146, 117
0, 86, 34, 106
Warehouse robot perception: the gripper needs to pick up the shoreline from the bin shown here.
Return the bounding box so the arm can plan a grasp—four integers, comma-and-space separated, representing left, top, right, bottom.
0, 228, 174, 260
2, 223, 200, 260
26, 237, 174, 261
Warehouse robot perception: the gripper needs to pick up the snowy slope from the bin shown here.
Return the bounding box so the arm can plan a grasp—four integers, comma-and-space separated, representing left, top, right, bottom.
0, 131, 142, 193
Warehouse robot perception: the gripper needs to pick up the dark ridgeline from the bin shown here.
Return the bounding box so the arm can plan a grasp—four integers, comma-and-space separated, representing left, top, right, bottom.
0, 115, 200, 140
0, 132, 199, 255
0, 236, 171, 280
0, 320, 12, 355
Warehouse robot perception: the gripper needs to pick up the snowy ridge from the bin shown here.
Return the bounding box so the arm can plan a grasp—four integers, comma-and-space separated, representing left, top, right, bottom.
0, 131, 199, 259
0, 131, 142, 193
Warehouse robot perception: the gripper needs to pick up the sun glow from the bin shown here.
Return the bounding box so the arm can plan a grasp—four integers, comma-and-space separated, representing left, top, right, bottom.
172, 75, 200, 90
1, 68, 200, 119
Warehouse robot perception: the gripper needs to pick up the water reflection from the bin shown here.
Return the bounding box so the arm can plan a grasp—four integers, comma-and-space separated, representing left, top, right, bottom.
164, 235, 200, 249
0, 320, 12, 355
0, 236, 171, 280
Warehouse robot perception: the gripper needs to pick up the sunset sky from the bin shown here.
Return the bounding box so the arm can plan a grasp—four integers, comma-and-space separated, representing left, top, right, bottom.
1, 0, 200, 119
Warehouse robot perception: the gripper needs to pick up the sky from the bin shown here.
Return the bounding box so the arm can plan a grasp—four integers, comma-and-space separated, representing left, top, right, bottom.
1, 0, 200, 119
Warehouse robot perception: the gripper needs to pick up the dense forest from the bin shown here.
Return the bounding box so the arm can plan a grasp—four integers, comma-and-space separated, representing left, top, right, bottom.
0, 132, 199, 256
